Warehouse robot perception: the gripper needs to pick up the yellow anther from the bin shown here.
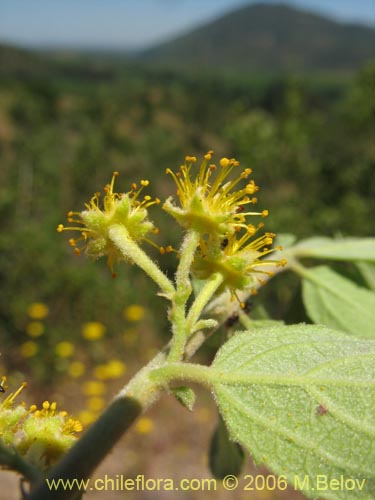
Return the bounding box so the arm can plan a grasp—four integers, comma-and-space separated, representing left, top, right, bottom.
219, 157, 230, 167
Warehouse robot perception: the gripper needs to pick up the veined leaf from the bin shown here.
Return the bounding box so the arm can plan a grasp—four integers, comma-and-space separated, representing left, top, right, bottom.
211, 324, 375, 500
356, 261, 375, 291
302, 266, 375, 338
209, 416, 244, 479
293, 237, 375, 262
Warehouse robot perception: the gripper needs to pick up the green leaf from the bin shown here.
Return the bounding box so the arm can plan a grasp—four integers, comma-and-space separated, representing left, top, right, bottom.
211, 324, 375, 499
293, 237, 375, 262
171, 386, 196, 411
302, 265, 375, 338
356, 261, 375, 291
209, 415, 244, 480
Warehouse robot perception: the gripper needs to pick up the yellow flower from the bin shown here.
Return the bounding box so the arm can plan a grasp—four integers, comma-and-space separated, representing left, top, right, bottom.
0, 383, 82, 470
81, 321, 106, 341
164, 152, 286, 299
123, 304, 145, 322
93, 360, 127, 380
82, 381, 106, 396
163, 152, 260, 237
78, 410, 97, 426
135, 417, 154, 435
193, 230, 287, 299
20, 341, 38, 358
27, 302, 49, 320
55, 341, 75, 358
86, 397, 105, 412
25, 321, 45, 337
57, 172, 160, 274
68, 361, 85, 378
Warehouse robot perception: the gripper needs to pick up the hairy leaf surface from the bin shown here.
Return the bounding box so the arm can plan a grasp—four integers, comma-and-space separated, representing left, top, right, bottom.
211, 324, 375, 499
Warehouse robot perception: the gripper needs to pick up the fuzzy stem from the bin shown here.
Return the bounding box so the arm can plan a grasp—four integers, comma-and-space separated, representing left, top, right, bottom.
27, 353, 167, 500
167, 230, 200, 362
0, 440, 41, 484
186, 273, 224, 332
109, 224, 175, 297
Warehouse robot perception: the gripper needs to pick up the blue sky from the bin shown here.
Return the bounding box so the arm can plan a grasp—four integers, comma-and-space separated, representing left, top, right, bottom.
0, 0, 374, 50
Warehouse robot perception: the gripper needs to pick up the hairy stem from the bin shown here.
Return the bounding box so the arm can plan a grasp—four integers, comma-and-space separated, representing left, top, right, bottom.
186, 273, 224, 332
109, 224, 175, 297
0, 441, 41, 484
168, 231, 200, 362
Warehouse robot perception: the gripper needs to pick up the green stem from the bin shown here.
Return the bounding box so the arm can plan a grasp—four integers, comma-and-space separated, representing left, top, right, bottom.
186, 273, 224, 331
167, 231, 200, 362
108, 224, 175, 297
289, 259, 314, 280
238, 310, 253, 330
175, 230, 200, 296
151, 361, 375, 389
0, 440, 41, 484
151, 362, 214, 388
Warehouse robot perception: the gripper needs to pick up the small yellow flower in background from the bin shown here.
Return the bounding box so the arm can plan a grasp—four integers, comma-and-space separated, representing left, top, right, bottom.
86, 396, 105, 412
55, 341, 75, 358
25, 321, 45, 337
135, 417, 154, 435
82, 380, 106, 396
57, 172, 160, 274
78, 410, 97, 426
68, 361, 86, 378
81, 321, 106, 341
123, 304, 145, 322
20, 341, 38, 358
93, 360, 127, 380
27, 302, 49, 320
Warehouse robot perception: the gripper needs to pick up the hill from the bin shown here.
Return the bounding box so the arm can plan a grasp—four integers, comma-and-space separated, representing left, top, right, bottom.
139, 2, 375, 73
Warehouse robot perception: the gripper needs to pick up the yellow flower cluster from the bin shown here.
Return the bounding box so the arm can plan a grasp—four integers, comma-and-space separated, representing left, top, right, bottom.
57, 153, 286, 299
0, 381, 82, 470
164, 152, 286, 298
57, 172, 160, 274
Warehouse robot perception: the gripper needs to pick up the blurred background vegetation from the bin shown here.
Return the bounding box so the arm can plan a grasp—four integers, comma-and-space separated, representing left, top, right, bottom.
0, 2, 374, 496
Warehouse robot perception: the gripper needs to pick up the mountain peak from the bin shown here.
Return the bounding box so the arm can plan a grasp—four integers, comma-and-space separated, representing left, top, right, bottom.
139, 2, 375, 73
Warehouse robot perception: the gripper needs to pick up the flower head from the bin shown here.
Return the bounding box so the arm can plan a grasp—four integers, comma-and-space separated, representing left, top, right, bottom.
57, 172, 160, 274
163, 153, 259, 236
0, 381, 82, 470
193, 230, 287, 300
164, 152, 286, 300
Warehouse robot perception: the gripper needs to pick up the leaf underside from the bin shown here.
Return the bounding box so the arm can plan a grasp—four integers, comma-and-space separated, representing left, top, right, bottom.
302, 266, 375, 338
294, 237, 375, 262
211, 324, 375, 500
